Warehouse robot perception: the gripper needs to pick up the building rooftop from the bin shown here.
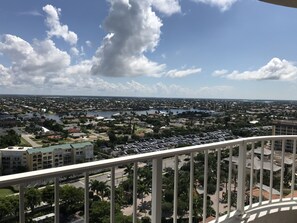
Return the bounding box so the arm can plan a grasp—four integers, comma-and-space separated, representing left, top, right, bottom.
0, 146, 32, 152
272, 119, 297, 126
225, 156, 282, 172
27, 142, 93, 154
253, 147, 272, 156
71, 141, 92, 148
27, 144, 72, 154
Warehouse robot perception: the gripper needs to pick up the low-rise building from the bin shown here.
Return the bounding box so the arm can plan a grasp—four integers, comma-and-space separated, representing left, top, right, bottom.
272, 120, 297, 151
0, 146, 31, 174
0, 142, 94, 174
72, 142, 94, 163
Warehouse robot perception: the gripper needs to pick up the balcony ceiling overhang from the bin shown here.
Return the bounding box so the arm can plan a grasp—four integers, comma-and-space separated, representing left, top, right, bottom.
260, 0, 297, 8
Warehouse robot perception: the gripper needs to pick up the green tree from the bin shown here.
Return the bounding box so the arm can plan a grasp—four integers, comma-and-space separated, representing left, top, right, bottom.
124, 164, 134, 177
25, 187, 41, 212
90, 200, 110, 223
60, 185, 84, 214
0, 196, 14, 219
41, 185, 55, 206
90, 200, 133, 223
0, 129, 21, 147
141, 216, 151, 223
90, 180, 110, 199
7, 195, 19, 216
192, 195, 214, 221
138, 165, 152, 189
162, 201, 173, 217
108, 131, 117, 145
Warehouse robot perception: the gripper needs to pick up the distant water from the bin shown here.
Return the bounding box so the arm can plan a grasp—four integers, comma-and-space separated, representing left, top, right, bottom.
87, 108, 211, 118
24, 108, 212, 123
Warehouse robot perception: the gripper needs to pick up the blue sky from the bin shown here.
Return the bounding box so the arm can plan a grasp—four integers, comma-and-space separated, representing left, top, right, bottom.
0, 0, 297, 99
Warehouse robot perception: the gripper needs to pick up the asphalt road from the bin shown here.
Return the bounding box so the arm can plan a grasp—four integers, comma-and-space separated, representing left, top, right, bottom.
70, 155, 188, 188
21, 134, 42, 147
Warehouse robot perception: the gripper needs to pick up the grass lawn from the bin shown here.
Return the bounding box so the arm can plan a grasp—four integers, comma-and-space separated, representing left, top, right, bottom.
0, 188, 14, 197
18, 137, 31, 147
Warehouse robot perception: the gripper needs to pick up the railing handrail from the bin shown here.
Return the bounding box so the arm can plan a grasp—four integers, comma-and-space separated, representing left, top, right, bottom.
0, 135, 296, 187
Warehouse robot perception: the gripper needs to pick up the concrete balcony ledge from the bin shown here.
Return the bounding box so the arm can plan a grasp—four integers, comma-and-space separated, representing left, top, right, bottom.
212, 198, 297, 223
245, 198, 297, 223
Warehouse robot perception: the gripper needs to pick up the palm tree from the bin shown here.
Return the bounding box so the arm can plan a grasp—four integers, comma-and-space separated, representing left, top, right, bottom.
97, 181, 110, 199
124, 164, 134, 178
90, 180, 110, 199
90, 179, 100, 195
138, 165, 152, 189
137, 181, 150, 203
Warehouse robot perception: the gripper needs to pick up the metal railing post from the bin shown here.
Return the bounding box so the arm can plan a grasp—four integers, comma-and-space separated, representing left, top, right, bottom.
203, 150, 208, 223
236, 141, 247, 215
227, 147, 232, 215
280, 139, 285, 200
84, 172, 89, 223
152, 158, 162, 223
215, 148, 221, 221
189, 153, 194, 223
291, 140, 297, 199
259, 141, 264, 204
54, 177, 60, 223
133, 162, 138, 223
19, 184, 25, 223
110, 167, 115, 223
173, 155, 178, 223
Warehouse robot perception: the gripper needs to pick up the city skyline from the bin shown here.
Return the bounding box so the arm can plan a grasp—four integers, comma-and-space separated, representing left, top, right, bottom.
1, 0, 297, 100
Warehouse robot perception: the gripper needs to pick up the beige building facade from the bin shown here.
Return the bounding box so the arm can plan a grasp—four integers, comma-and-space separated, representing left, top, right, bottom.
0, 142, 94, 174
272, 120, 297, 152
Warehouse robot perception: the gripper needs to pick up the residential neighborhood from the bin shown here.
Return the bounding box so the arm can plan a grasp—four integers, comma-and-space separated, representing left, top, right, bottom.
1, 95, 297, 222
1, 95, 296, 174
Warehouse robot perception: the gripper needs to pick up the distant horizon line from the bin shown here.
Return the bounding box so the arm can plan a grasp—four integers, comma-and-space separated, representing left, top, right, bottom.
0, 93, 296, 102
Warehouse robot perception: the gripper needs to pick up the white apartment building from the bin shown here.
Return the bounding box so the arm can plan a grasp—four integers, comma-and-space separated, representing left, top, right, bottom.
0, 146, 31, 174
0, 142, 94, 174
272, 120, 297, 152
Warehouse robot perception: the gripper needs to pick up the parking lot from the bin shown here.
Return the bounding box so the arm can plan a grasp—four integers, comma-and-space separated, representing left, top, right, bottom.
114, 130, 236, 155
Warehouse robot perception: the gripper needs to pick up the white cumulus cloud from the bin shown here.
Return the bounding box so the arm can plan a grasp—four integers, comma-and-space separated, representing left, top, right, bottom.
0, 34, 70, 86
0, 64, 12, 86
166, 67, 202, 78
0, 1, 204, 95
212, 69, 228, 77
91, 0, 165, 77
215, 58, 297, 81
91, 0, 185, 77
43, 4, 78, 45
65, 60, 92, 76
151, 0, 181, 15
192, 0, 238, 11
70, 47, 80, 56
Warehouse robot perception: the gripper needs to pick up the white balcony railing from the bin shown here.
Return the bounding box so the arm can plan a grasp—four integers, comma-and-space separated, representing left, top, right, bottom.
0, 135, 297, 223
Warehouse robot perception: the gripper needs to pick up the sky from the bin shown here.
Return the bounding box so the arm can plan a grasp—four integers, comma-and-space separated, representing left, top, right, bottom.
0, 0, 297, 100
